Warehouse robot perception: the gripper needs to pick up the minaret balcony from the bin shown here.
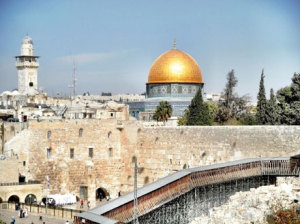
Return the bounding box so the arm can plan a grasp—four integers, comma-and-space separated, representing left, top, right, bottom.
16, 61, 39, 68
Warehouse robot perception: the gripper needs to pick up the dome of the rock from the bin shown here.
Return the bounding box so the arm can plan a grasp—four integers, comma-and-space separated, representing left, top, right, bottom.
148, 49, 203, 84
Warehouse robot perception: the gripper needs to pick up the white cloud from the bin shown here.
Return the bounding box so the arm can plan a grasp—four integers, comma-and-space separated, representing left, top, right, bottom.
57, 49, 136, 65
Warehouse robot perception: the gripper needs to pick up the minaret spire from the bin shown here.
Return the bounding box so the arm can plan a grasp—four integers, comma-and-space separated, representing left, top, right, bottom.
173, 38, 176, 49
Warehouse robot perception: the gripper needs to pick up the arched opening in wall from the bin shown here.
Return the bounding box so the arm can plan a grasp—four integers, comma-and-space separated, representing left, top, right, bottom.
24, 194, 37, 205
76, 196, 80, 202
96, 188, 109, 201
8, 195, 20, 203
41, 197, 46, 205
29, 82, 33, 87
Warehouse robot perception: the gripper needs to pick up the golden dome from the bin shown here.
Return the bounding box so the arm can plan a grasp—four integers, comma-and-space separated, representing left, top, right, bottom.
148, 49, 203, 84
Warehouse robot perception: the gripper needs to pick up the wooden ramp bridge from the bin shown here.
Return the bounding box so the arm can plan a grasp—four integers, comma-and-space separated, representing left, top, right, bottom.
75, 156, 300, 224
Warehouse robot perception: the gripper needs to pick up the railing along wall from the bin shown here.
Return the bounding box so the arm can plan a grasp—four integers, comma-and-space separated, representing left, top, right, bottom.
0, 202, 83, 220
102, 158, 300, 223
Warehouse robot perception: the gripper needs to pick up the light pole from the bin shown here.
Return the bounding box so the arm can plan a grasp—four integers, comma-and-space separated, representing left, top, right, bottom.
133, 157, 139, 224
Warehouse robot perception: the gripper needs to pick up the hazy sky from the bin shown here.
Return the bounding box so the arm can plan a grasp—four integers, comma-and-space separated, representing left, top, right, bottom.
0, 0, 299, 100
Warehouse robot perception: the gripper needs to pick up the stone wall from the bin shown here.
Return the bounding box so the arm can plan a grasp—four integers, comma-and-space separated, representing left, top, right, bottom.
0, 158, 19, 183
2, 122, 300, 203
0, 122, 27, 154
4, 119, 129, 201
134, 126, 300, 187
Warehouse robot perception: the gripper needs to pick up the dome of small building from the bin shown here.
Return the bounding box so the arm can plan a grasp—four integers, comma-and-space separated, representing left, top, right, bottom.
148, 49, 203, 84
22, 36, 33, 45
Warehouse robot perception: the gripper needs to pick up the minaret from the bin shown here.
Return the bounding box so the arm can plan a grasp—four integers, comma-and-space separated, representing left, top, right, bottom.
15, 36, 39, 95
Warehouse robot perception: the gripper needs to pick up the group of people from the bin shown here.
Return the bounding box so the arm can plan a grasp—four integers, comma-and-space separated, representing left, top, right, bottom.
16, 206, 28, 218
80, 199, 90, 209
14, 203, 28, 218
11, 215, 71, 224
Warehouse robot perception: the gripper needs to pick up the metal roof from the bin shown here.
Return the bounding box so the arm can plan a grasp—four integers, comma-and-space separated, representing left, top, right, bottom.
76, 212, 119, 224
77, 156, 290, 222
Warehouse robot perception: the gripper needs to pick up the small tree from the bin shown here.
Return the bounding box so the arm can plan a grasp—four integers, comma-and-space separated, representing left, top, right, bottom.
277, 73, 300, 125
256, 69, 268, 124
215, 107, 231, 124
153, 101, 172, 124
178, 109, 189, 126
186, 88, 212, 125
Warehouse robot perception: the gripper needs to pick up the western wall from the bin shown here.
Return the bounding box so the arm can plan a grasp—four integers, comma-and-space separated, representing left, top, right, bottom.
2, 120, 300, 203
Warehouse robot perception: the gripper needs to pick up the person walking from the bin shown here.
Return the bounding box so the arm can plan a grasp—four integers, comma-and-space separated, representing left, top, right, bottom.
39, 211, 43, 220
24, 206, 28, 218
11, 216, 15, 224
19, 208, 23, 218
87, 201, 90, 209
80, 199, 84, 208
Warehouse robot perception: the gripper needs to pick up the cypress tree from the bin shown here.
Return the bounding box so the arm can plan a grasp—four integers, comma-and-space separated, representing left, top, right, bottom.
266, 88, 279, 125
256, 69, 267, 124
224, 69, 238, 109
186, 88, 212, 125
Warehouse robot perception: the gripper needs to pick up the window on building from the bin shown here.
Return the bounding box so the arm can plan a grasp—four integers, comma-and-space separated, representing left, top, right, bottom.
108, 131, 112, 139
29, 82, 33, 87
79, 128, 83, 137
89, 148, 93, 158
110, 112, 114, 117
47, 131, 51, 139
47, 148, 51, 158
109, 148, 113, 157
23, 161, 26, 166
70, 148, 74, 159
80, 186, 88, 200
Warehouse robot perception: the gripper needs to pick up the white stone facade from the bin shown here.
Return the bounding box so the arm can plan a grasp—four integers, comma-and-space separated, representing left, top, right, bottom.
16, 36, 39, 95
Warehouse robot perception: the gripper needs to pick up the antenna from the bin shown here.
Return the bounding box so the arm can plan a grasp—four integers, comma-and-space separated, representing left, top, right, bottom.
68, 58, 77, 98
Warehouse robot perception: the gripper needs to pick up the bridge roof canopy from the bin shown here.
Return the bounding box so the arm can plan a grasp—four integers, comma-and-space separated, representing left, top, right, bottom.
76, 212, 119, 224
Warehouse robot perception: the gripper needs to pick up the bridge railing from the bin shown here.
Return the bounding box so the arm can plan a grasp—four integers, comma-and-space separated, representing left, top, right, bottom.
0, 201, 83, 220
261, 159, 300, 176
